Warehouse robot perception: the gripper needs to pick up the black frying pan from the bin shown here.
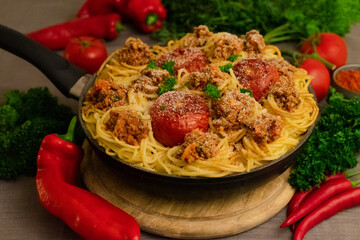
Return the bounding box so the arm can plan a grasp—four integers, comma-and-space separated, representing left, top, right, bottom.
0, 24, 316, 192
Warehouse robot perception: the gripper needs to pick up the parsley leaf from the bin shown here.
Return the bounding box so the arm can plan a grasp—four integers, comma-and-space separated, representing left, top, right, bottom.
227, 55, 241, 62
147, 59, 158, 69
161, 61, 175, 75
219, 64, 233, 73
240, 88, 254, 98
203, 84, 220, 98
158, 77, 176, 95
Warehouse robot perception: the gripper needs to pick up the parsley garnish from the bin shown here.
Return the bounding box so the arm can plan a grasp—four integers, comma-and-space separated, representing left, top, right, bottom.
158, 77, 176, 95
161, 61, 175, 75
147, 59, 158, 69
240, 88, 254, 98
219, 63, 233, 73
160, 104, 166, 110
227, 55, 241, 62
203, 83, 220, 98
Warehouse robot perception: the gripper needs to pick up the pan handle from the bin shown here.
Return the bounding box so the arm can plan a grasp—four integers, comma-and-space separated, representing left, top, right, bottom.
0, 24, 88, 99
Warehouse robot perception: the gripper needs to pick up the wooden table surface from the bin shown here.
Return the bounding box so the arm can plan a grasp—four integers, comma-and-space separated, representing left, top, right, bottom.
1, 1, 360, 239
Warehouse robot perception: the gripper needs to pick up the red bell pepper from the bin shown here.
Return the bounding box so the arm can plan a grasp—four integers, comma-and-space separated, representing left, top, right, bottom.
28, 13, 124, 50
36, 116, 140, 240
76, 0, 167, 33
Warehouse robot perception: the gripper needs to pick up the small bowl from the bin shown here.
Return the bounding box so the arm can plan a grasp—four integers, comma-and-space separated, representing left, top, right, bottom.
332, 64, 360, 100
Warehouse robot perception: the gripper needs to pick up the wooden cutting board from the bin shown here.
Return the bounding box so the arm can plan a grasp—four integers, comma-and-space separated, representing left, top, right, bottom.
81, 140, 294, 239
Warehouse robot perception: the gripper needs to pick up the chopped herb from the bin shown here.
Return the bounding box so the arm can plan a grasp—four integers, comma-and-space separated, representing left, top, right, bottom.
160, 104, 166, 110
184, 82, 190, 88
147, 59, 158, 69
240, 88, 254, 98
112, 94, 121, 102
158, 77, 176, 95
219, 64, 233, 73
138, 114, 142, 119
227, 55, 241, 62
161, 61, 175, 75
204, 83, 220, 99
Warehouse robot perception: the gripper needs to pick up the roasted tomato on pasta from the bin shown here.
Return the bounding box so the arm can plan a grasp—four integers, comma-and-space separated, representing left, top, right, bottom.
82, 25, 318, 177
150, 91, 210, 147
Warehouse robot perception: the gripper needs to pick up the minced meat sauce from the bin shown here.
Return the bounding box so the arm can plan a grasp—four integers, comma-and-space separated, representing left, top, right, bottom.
86, 79, 127, 110
86, 25, 302, 163
105, 110, 149, 146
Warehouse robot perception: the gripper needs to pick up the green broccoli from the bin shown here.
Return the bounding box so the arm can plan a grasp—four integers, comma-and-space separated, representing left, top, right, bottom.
0, 87, 75, 180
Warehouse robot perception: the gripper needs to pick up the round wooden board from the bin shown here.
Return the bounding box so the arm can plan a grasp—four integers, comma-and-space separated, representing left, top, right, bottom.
81, 140, 295, 239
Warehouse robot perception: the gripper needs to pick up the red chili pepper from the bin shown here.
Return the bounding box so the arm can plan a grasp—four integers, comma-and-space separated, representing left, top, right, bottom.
293, 187, 360, 240
36, 116, 140, 240
281, 177, 360, 228
286, 173, 346, 232
28, 13, 124, 50
76, 0, 167, 33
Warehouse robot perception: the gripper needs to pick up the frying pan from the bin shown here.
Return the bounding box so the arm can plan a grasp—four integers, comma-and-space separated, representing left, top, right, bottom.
0, 24, 317, 192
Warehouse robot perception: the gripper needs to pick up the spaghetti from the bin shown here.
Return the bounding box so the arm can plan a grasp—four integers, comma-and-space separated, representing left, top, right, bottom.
82, 26, 318, 177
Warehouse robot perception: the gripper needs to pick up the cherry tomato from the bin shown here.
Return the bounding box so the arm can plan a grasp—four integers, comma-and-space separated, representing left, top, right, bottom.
233, 58, 280, 101
64, 36, 108, 74
150, 91, 210, 147
300, 33, 347, 69
299, 58, 330, 102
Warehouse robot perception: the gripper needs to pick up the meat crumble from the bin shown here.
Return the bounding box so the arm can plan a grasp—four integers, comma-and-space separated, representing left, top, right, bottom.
105, 109, 149, 146
250, 113, 283, 143
264, 58, 300, 111
212, 90, 256, 131
117, 38, 153, 66
242, 30, 266, 58
212, 90, 284, 143
188, 63, 227, 90
182, 25, 214, 47
178, 129, 220, 163
86, 79, 127, 110
132, 68, 170, 94
212, 33, 244, 60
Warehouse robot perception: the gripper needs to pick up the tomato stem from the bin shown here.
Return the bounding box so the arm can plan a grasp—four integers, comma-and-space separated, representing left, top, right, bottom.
281, 50, 336, 70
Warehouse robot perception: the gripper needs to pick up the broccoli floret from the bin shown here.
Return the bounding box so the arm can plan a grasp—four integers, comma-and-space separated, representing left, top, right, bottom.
0, 87, 75, 180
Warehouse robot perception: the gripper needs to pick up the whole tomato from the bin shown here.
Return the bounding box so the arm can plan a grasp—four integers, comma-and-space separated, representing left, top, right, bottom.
300, 33, 347, 69
64, 36, 108, 74
299, 58, 330, 102
150, 91, 210, 147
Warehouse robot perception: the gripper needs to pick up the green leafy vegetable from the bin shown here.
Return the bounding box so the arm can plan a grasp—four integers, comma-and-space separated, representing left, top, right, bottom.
0, 88, 79, 180
161, 61, 175, 75
147, 59, 158, 69
289, 87, 360, 191
204, 84, 221, 98
219, 64, 233, 73
158, 77, 177, 95
240, 88, 254, 98
152, 0, 360, 44
227, 55, 241, 62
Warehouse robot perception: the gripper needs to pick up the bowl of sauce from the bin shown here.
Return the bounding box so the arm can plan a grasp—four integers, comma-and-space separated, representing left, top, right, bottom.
332, 64, 360, 99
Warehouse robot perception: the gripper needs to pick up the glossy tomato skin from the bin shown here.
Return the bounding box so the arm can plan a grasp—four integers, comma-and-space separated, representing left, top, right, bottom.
299, 58, 330, 102
300, 33, 347, 68
64, 36, 108, 74
150, 91, 210, 147
156, 48, 208, 75
233, 58, 280, 101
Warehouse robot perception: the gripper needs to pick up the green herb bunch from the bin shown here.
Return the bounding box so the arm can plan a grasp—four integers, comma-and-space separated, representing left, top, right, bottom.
153, 0, 360, 44
289, 87, 360, 190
